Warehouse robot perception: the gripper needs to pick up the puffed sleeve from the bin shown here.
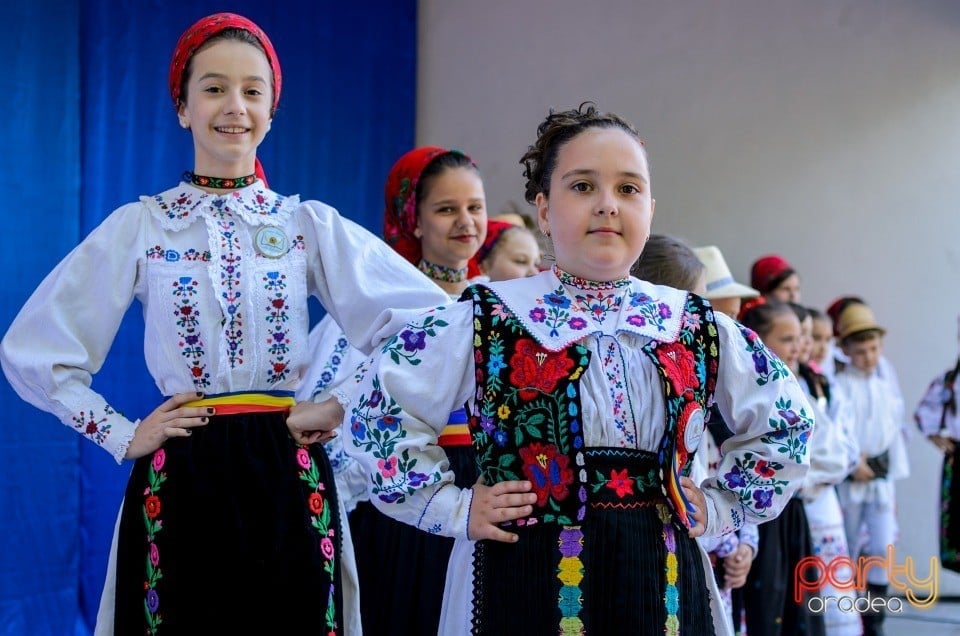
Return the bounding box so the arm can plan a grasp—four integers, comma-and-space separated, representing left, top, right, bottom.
0, 205, 146, 462
338, 301, 476, 538
699, 313, 813, 536
914, 367, 959, 439
299, 201, 450, 354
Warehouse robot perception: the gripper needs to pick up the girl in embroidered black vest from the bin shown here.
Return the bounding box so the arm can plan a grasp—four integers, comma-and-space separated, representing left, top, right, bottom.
332, 102, 814, 635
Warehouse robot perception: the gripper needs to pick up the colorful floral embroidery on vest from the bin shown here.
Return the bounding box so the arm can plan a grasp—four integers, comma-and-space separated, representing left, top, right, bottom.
263, 271, 291, 384
295, 446, 339, 634
172, 276, 210, 389
143, 448, 167, 634
469, 286, 589, 526
640, 295, 718, 531
71, 404, 116, 445
659, 504, 680, 636
212, 202, 244, 367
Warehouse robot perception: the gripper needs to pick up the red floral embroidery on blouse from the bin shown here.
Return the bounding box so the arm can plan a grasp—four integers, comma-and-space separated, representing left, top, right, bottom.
519, 442, 575, 506
509, 339, 575, 401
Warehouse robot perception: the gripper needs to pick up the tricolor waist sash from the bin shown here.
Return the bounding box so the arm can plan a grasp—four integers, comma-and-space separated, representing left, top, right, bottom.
182, 390, 296, 415
438, 407, 471, 447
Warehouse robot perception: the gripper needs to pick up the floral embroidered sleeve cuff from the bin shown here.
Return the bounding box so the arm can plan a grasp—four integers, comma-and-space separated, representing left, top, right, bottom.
415, 483, 473, 539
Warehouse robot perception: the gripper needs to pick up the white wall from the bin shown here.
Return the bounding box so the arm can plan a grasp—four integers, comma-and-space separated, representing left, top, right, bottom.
418, 0, 960, 595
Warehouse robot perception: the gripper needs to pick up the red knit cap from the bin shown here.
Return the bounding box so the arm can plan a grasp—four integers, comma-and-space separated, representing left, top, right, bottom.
750, 254, 794, 294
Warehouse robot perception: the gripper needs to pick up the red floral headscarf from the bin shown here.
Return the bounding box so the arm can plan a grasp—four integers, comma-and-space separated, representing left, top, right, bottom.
169, 13, 281, 185
382, 146, 481, 277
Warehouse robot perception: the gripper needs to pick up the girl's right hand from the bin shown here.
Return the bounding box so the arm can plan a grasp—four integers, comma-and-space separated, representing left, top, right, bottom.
124, 392, 212, 460
467, 479, 538, 543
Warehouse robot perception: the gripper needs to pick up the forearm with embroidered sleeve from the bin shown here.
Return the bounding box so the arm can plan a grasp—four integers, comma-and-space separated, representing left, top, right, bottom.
0, 206, 143, 462
700, 314, 813, 535
339, 301, 476, 538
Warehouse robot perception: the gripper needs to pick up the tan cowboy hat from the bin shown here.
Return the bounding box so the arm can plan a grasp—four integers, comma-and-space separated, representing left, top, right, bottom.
693, 246, 760, 300
837, 303, 886, 341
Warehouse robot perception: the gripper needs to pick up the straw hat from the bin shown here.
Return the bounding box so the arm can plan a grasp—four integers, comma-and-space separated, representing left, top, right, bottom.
693, 246, 760, 300
836, 303, 886, 341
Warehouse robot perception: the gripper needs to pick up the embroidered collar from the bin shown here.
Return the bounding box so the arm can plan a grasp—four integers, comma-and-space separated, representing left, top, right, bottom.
141, 181, 300, 231
418, 259, 467, 283
481, 269, 688, 351
553, 265, 631, 291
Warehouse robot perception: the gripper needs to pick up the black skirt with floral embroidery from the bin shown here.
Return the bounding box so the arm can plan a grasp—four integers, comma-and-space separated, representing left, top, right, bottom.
113, 411, 342, 635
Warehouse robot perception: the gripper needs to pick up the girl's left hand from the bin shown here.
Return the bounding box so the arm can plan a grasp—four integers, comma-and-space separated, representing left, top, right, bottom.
286, 398, 344, 445
680, 476, 707, 538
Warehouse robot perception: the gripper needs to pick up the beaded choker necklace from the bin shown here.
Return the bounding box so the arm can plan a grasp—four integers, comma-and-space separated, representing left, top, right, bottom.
184, 170, 256, 190
418, 259, 467, 283
554, 265, 630, 291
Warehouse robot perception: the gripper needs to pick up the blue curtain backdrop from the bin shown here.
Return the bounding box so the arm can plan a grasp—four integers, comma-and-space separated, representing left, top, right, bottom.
1, 1, 416, 634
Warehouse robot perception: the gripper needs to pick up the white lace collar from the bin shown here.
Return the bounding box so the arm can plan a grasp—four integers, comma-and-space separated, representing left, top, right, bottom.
141, 181, 301, 231
480, 269, 688, 351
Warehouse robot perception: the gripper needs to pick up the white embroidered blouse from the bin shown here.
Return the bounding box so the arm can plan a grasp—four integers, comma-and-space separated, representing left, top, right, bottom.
338, 268, 813, 540
0, 182, 449, 463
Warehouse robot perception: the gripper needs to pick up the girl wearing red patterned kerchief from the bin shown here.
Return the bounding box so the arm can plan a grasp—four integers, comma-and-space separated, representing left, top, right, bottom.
0, 13, 448, 634
299, 145, 490, 635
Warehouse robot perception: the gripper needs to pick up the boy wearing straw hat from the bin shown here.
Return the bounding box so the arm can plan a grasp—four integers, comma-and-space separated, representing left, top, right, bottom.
832, 303, 909, 636
693, 245, 760, 319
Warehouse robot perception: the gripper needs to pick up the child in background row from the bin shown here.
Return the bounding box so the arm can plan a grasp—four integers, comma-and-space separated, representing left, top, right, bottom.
914, 315, 960, 575
737, 299, 825, 636
327, 102, 813, 635
294, 145, 488, 635
791, 303, 861, 636
750, 253, 801, 303
808, 307, 833, 375
693, 245, 760, 321
832, 302, 909, 636
0, 13, 449, 634
474, 219, 542, 281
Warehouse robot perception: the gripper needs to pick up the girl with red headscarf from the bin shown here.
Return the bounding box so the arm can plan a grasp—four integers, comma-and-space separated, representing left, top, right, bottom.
0, 13, 447, 634
295, 145, 494, 635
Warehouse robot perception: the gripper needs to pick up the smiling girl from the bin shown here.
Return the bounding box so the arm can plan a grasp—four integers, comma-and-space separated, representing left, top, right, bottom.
329, 103, 814, 635
0, 13, 447, 634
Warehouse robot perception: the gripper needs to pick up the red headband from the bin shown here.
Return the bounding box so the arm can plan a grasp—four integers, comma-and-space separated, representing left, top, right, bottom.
169, 13, 281, 186
382, 147, 480, 275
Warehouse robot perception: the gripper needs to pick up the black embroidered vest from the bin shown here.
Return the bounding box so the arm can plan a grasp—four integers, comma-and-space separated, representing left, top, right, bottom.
465, 285, 719, 528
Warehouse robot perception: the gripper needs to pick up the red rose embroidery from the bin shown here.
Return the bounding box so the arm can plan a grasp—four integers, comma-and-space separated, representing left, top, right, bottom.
509, 339, 575, 401
145, 495, 162, 519
519, 442, 574, 506
655, 342, 700, 397
308, 492, 324, 515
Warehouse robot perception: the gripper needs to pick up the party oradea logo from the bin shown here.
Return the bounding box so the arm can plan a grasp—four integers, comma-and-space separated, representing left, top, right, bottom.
793, 546, 939, 614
